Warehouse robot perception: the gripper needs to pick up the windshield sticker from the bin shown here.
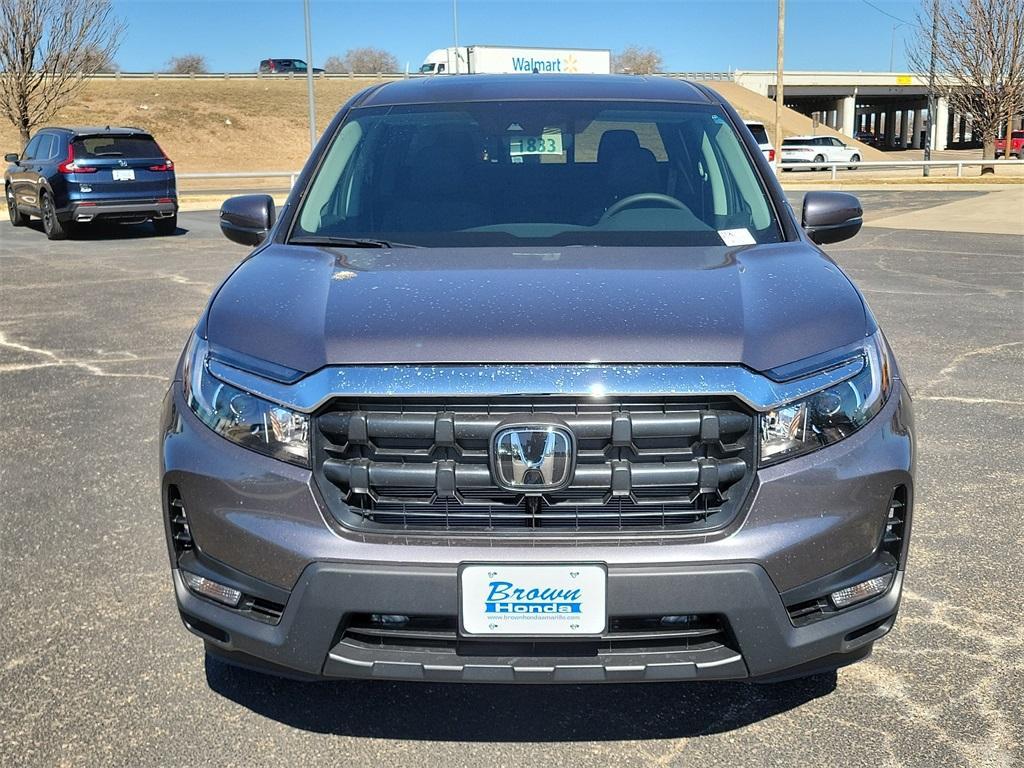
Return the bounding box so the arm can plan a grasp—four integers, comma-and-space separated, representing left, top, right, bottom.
510, 131, 564, 157
719, 228, 756, 246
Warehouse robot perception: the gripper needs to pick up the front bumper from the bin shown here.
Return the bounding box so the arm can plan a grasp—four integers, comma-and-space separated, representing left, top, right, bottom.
161, 380, 914, 682
176, 561, 902, 683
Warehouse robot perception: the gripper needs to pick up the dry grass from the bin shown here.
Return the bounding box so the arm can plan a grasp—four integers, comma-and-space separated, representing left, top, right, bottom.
0, 77, 386, 171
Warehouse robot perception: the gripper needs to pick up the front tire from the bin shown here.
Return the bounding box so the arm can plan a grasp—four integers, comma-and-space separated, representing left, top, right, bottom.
6, 186, 28, 227
153, 214, 178, 236
848, 154, 860, 170
41, 193, 71, 240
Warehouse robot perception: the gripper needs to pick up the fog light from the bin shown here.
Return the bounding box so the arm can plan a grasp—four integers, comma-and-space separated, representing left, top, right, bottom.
182, 570, 242, 607
830, 573, 893, 609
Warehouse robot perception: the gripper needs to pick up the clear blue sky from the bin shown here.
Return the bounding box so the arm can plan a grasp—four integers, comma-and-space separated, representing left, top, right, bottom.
111, 0, 920, 73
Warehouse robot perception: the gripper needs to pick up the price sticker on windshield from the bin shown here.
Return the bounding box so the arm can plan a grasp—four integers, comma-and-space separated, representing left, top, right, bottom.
510, 132, 564, 156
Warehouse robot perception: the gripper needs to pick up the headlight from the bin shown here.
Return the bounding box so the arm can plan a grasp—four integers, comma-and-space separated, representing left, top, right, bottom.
183, 335, 310, 467
760, 332, 893, 465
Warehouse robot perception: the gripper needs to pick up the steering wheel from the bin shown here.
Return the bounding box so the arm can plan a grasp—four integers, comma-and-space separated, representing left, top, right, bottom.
599, 193, 688, 223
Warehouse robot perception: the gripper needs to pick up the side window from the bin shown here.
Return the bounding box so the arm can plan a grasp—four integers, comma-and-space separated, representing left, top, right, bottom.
22, 135, 43, 160
437, 63, 446, 73
38, 135, 55, 160
831, 137, 844, 147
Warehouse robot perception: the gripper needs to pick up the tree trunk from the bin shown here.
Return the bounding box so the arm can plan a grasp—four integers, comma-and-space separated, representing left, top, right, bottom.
981, 136, 995, 174
19, 115, 31, 150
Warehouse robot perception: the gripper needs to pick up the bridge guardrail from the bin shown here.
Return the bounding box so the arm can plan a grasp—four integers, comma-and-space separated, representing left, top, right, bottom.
80, 71, 733, 81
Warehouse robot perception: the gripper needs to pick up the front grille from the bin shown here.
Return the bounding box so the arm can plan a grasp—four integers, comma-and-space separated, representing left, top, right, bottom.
312, 397, 755, 534
339, 613, 735, 656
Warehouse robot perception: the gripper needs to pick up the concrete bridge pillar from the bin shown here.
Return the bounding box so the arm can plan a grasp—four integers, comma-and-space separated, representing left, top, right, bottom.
836, 95, 856, 137
899, 109, 911, 148
932, 97, 949, 151
884, 108, 896, 147
912, 109, 924, 149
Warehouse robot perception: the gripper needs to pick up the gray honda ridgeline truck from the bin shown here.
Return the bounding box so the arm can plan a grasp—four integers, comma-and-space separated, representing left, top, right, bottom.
160, 75, 914, 684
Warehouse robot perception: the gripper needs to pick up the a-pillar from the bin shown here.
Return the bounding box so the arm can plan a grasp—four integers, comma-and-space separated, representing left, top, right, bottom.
899, 108, 911, 148
931, 97, 949, 151
836, 95, 856, 138
912, 109, 924, 149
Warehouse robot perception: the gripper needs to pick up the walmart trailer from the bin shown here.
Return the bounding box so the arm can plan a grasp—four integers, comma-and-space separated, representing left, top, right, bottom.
419, 46, 612, 75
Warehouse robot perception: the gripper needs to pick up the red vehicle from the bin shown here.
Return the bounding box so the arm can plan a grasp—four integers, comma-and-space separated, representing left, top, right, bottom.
995, 130, 1023, 159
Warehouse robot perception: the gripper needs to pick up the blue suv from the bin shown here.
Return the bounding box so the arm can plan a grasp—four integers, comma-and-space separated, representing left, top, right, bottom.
4, 126, 178, 239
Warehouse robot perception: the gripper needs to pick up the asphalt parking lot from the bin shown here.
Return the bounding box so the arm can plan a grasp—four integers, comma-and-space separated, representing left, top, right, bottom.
1, 191, 1022, 767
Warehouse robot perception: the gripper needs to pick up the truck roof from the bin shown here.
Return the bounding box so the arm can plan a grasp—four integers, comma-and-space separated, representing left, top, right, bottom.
358, 74, 715, 108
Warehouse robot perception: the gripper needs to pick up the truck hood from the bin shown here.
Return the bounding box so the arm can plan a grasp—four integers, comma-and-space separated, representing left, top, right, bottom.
206, 243, 868, 375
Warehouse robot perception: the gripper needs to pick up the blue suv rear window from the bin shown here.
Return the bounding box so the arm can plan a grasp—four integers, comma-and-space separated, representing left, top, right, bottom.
73, 136, 161, 158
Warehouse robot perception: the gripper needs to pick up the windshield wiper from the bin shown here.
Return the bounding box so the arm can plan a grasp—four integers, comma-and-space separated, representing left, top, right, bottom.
289, 236, 419, 248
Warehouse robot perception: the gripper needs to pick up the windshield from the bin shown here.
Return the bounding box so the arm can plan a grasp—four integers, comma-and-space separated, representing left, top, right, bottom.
293, 100, 782, 247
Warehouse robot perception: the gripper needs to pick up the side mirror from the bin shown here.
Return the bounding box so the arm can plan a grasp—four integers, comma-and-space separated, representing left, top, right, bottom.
802, 191, 862, 245
4, 153, 19, 163
220, 194, 275, 246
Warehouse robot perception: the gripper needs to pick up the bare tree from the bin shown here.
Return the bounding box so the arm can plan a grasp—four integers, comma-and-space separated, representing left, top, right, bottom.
612, 45, 664, 75
908, 0, 1024, 171
325, 47, 399, 74
0, 0, 124, 148
165, 54, 208, 75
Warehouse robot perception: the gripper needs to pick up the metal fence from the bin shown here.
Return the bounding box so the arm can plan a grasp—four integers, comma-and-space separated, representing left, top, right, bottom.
178, 159, 1024, 194
778, 158, 1024, 179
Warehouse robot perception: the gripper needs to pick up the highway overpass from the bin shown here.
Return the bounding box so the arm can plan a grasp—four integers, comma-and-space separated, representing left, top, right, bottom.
734, 71, 1023, 151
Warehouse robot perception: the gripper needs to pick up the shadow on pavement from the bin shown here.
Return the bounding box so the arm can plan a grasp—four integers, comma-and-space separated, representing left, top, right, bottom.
205, 654, 836, 741
25, 220, 188, 239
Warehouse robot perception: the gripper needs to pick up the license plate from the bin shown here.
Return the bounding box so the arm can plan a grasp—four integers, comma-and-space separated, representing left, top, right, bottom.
112, 169, 135, 181
460, 564, 606, 636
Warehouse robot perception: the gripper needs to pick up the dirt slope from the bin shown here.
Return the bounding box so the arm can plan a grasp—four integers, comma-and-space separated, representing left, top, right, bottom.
706, 81, 885, 159
0, 78, 383, 172
0, 76, 883, 171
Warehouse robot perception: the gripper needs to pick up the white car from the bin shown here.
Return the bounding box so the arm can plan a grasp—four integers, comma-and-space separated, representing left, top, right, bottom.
744, 121, 775, 163
780, 136, 861, 171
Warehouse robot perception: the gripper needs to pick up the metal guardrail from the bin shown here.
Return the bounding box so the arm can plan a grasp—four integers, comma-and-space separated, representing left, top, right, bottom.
178, 171, 298, 185
89, 72, 404, 80
86, 71, 733, 81
778, 158, 1024, 180
177, 159, 1023, 192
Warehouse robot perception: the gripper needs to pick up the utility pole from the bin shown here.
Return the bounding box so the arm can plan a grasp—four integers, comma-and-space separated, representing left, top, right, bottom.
774, 0, 786, 172
923, 0, 937, 176
452, 0, 460, 74
303, 0, 317, 151
889, 22, 906, 72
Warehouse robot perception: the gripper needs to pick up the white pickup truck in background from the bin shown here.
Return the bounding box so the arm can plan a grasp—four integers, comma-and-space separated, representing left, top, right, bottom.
420, 46, 612, 75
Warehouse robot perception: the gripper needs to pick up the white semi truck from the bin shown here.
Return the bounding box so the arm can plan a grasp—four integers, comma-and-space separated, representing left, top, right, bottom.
419, 46, 611, 75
